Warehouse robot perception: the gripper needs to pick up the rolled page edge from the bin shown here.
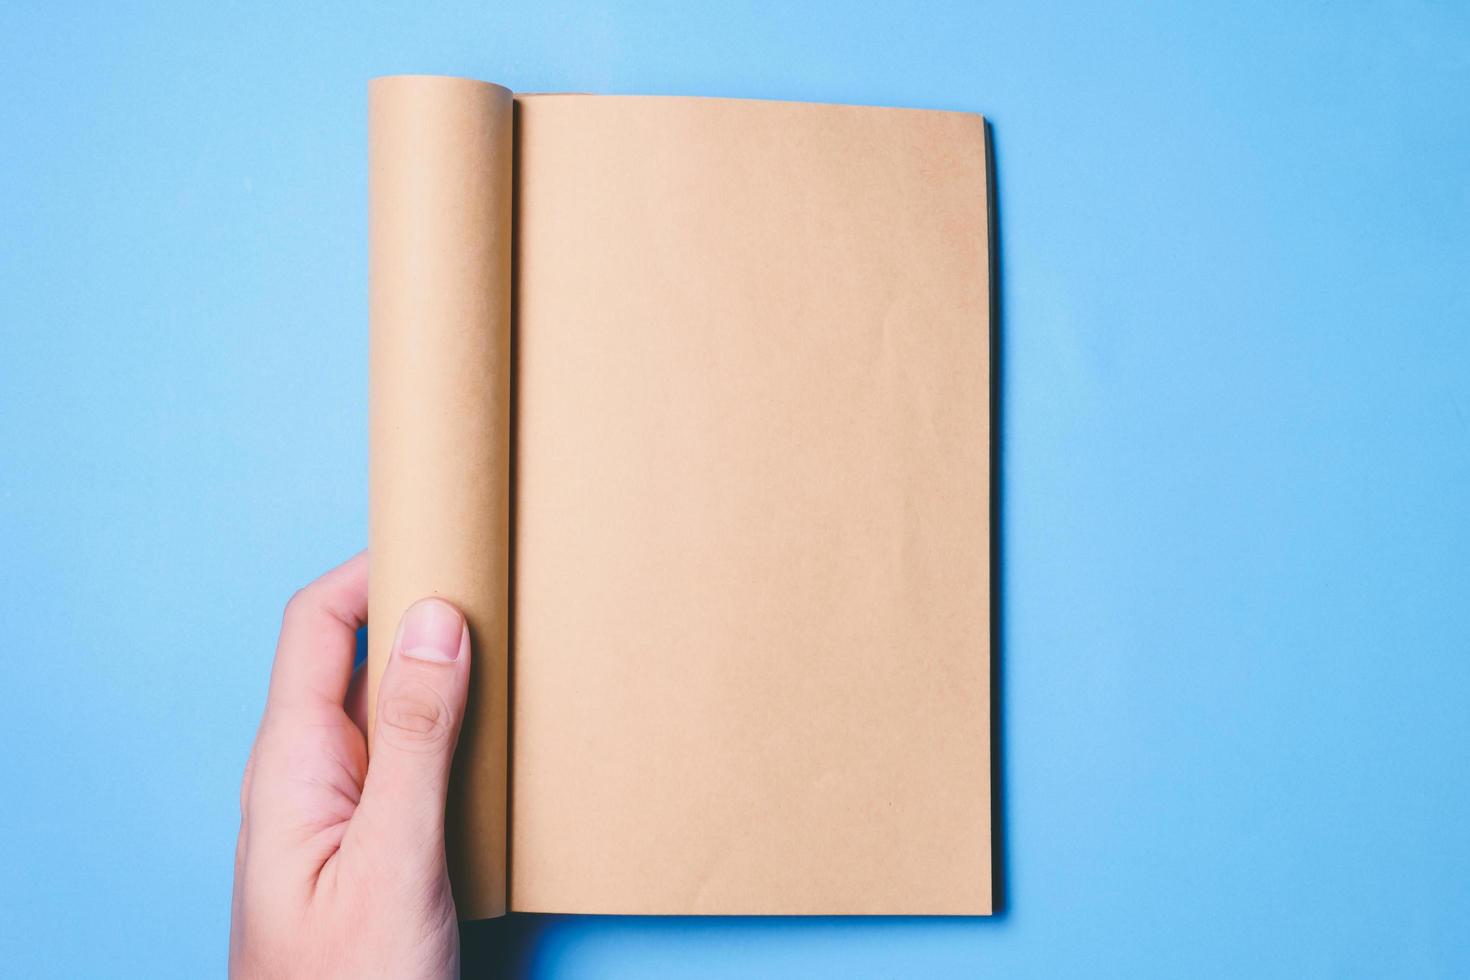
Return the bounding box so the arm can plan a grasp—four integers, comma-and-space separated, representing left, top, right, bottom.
368, 74, 513, 920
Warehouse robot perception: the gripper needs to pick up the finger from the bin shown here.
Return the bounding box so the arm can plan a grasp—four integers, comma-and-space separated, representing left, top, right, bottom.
239, 743, 257, 818
267, 552, 368, 714
354, 597, 471, 860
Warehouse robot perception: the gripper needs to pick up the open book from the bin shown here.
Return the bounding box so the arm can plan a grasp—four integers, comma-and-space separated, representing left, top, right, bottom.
366, 75, 992, 920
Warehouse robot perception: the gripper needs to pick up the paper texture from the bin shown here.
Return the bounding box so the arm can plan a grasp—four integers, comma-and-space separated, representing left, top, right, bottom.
369, 77, 989, 918
368, 76, 513, 921
510, 95, 990, 914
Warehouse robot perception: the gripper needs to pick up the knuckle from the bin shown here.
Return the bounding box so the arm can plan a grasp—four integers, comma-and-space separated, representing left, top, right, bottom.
281, 586, 315, 626
239, 752, 255, 816
377, 683, 455, 752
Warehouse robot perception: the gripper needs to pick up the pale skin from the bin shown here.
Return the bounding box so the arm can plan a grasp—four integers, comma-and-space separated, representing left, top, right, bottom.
230, 553, 470, 980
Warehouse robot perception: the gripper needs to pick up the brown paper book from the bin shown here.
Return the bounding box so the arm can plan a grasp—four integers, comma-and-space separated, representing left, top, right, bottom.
367, 75, 992, 920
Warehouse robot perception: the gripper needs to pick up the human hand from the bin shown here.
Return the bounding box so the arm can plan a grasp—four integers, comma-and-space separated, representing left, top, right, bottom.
229, 553, 471, 979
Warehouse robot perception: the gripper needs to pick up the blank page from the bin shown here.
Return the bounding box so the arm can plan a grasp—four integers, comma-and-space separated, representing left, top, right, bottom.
509, 94, 991, 915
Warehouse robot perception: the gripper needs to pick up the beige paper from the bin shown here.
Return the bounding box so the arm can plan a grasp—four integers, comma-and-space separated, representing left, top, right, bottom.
369, 77, 989, 918
510, 95, 990, 914
368, 75, 513, 921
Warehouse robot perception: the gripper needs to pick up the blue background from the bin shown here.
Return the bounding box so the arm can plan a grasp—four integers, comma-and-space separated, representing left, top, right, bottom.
2, 1, 1467, 976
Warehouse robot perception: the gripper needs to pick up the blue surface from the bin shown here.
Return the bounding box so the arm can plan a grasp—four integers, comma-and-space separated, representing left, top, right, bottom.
2, 1, 1468, 976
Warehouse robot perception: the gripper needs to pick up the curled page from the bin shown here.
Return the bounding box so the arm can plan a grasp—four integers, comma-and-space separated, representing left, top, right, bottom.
367, 75, 512, 920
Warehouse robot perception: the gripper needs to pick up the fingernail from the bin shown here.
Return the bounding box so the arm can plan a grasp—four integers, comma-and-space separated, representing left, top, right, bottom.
396, 598, 466, 663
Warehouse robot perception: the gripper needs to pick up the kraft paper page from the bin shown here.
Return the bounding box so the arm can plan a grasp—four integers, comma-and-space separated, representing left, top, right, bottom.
368, 76, 512, 921
369, 75, 990, 919
511, 94, 990, 914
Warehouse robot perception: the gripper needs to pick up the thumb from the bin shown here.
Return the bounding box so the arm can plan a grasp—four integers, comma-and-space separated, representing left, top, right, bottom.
356, 597, 471, 860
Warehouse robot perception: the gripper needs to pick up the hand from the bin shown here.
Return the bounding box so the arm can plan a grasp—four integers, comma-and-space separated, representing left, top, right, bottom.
229, 553, 472, 979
